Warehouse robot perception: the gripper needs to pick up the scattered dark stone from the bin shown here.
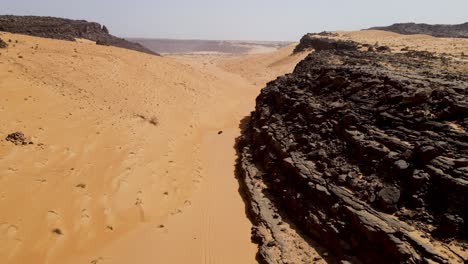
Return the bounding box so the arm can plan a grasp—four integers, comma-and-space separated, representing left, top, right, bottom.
218, 131, 223, 135
369, 22, 468, 38
52, 228, 63, 235
312, 31, 339, 37
0, 15, 159, 55
377, 186, 401, 212
394, 160, 409, 171
5, 131, 33, 145
0, 38, 7, 48
76, 183, 86, 189
415, 145, 440, 164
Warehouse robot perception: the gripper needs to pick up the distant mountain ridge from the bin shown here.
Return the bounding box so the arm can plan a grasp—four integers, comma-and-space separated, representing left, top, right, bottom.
370, 22, 468, 38
129, 38, 292, 55
0, 15, 158, 55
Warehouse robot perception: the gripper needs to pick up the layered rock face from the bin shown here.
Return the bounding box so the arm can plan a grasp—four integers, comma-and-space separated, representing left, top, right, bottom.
370, 22, 468, 38
0, 15, 157, 55
293, 34, 358, 53
238, 42, 467, 263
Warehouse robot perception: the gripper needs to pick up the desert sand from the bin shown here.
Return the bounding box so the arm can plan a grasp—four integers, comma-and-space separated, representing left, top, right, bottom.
0, 32, 306, 264
336, 30, 468, 55
2, 29, 466, 264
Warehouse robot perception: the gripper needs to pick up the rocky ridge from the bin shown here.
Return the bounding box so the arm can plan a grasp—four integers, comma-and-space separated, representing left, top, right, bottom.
0, 15, 157, 55
237, 36, 467, 263
293, 34, 358, 53
370, 22, 468, 38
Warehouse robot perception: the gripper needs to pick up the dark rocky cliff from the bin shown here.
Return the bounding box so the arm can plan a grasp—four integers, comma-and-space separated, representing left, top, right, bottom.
0, 15, 158, 55
370, 22, 468, 38
293, 34, 358, 53
238, 39, 467, 263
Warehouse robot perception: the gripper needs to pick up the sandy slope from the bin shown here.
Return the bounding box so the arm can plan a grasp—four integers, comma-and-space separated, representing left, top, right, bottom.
2, 29, 465, 264
0, 32, 306, 264
336, 30, 468, 55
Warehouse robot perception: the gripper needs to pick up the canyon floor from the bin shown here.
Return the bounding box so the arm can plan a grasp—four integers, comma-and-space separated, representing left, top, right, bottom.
0, 30, 467, 264
0, 31, 306, 264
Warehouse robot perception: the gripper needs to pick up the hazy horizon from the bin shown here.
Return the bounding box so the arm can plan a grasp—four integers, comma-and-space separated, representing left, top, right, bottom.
3, 0, 468, 41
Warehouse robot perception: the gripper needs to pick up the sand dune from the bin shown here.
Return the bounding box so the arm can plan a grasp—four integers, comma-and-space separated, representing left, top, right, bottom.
2, 29, 466, 264
0, 32, 306, 263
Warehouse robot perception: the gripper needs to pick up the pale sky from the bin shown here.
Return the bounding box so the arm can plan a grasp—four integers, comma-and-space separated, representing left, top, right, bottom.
2, 0, 468, 41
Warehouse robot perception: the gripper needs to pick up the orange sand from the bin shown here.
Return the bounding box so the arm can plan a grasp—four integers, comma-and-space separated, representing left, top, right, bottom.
336, 30, 468, 55
0, 32, 305, 264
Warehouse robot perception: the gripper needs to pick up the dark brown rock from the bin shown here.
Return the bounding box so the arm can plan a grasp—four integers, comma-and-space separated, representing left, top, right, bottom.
416, 145, 441, 164
369, 22, 468, 38
377, 186, 401, 212
293, 35, 358, 53
237, 38, 467, 264
5, 131, 32, 145
0, 37, 7, 48
0, 15, 158, 55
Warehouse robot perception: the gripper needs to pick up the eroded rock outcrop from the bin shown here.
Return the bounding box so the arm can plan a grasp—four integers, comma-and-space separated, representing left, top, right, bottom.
293, 34, 358, 53
0, 15, 158, 55
238, 39, 467, 263
370, 22, 468, 38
